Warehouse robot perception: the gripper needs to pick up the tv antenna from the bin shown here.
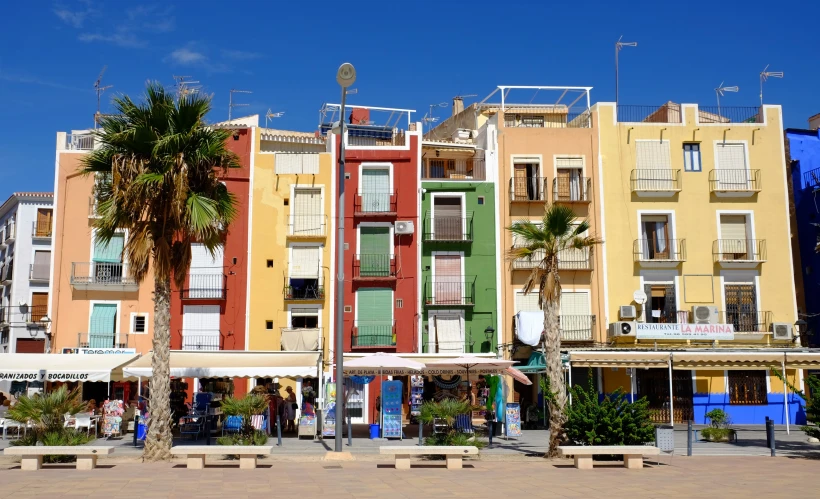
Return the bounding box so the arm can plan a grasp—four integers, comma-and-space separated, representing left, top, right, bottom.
173, 75, 200, 100
93, 65, 113, 129
265, 108, 285, 127
228, 89, 252, 121
424, 102, 447, 124
615, 36, 638, 105
759, 65, 784, 106
714, 82, 739, 117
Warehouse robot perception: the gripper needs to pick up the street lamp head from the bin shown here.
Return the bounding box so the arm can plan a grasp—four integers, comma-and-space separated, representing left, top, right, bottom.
336, 63, 356, 88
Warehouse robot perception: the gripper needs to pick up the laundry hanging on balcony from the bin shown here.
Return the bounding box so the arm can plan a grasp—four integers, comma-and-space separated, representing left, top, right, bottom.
514, 311, 543, 346
280, 328, 320, 352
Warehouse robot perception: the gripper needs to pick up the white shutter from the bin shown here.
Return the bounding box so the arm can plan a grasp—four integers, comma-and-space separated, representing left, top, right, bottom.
182, 305, 220, 331
515, 292, 542, 312
555, 157, 583, 169
430, 313, 464, 354
636, 141, 671, 170
191, 244, 223, 272
275, 153, 319, 174
560, 292, 589, 316
720, 215, 749, 255
291, 246, 320, 278
715, 143, 747, 170
293, 188, 322, 235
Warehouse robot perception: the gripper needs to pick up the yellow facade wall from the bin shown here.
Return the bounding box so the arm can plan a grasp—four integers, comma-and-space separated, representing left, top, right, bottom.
247, 129, 332, 368
602, 367, 631, 393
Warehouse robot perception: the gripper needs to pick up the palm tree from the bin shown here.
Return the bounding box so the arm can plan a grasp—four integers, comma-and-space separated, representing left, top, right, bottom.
507, 204, 602, 456
82, 83, 239, 461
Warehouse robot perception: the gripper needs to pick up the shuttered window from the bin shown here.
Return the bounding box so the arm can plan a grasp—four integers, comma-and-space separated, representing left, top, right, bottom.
636, 141, 672, 170
715, 143, 747, 170
182, 305, 220, 349
32, 251, 50, 280
359, 226, 390, 275
356, 289, 393, 346
433, 197, 463, 240
293, 188, 323, 235
434, 254, 461, 305
560, 292, 590, 316
430, 313, 464, 354
720, 215, 749, 257
93, 233, 124, 263
189, 244, 223, 298
361, 169, 391, 212
89, 304, 117, 348
515, 292, 542, 312
290, 246, 320, 278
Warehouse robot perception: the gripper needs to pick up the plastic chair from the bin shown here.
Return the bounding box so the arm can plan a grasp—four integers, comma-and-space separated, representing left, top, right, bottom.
250, 415, 265, 431
2, 419, 27, 439
222, 415, 243, 436
74, 413, 97, 438
454, 413, 474, 435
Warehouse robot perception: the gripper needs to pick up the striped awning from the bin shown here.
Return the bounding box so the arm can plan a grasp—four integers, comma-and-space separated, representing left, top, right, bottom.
672, 352, 784, 370
784, 352, 820, 368
569, 351, 670, 368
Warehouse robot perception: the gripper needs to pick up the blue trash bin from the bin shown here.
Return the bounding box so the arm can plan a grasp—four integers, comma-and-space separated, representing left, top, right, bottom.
369, 424, 380, 439
136, 422, 147, 440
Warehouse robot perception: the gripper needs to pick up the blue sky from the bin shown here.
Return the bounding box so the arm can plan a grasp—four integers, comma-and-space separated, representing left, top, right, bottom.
1, 0, 819, 198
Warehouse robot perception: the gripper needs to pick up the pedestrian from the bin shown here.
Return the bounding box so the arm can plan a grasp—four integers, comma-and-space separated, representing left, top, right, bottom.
486, 401, 497, 448
284, 386, 297, 432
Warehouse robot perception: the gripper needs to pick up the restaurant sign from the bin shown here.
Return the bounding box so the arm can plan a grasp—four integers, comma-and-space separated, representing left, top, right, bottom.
62, 348, 137, 355
636, 323, 735, 341
0, 370, 111, 382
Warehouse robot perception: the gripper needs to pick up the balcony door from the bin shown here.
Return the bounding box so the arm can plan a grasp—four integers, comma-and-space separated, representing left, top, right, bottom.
719, 215, 749, 259
641, 215, 670, 260
35, 209, 52, 237
189, 243, 223, 298
429, 311, 464, 354
644, 283, 676, 323
30, 292, 48, 322
559, 291, 591, 341
32, 250, 51, 280
556, 158, 583, 201
89, 303, 117, 348
433, 196, 463, 240
715, 143, 751, 190
724, 284, 758, 332
636, 140, 673, 190
289, 246, 320, 299
93, 233, 124, 282
182, 305, 220, 350
433, 254, 462, 305
293, 188, 323, 235
359, 226, 390, 276
361, 168, 391, 213
513, 163, 539, 201
355, 288, 393, 347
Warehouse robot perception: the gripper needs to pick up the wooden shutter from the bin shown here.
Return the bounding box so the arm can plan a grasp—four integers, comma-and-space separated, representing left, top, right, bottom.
724, 284, 757, 332
291, 246, 320, 278
36, 209, 52, 237
31, 292, 48, 321
32, 250, 50, 280
434, 254, 461, 304
513, 164, 528, 200
293, 188, 322, 234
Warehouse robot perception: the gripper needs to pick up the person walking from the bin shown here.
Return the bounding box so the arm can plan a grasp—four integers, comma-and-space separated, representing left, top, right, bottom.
284, 386, 297, 433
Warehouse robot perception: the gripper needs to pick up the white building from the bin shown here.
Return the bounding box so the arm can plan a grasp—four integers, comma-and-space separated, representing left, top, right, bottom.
0, 192, 54, 355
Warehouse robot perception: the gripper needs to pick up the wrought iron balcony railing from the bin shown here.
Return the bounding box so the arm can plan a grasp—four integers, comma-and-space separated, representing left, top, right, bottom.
509, 177, 548, 202
713, 240, 767, 263
630, 169, 681, 193
424, 276, 476, 307
284, 279, 325, 301
29, 264, 50, 282
181, 331, 221, 351
354, 191, 397, 216
697, 106, 762, 124
553, 177, 591, 203
617, 104, 683, 124
353, 254, 396, 279
423, 159, 486, 180
560, 315, 596, 342
709, 169, 761, 193
422, 214, 474, 242
31, 220, 52, 238
719, 311, 773, 333
181, 272, 226, 299
70, 262, 138, 287
288, 215, 327, 237
351, 321, 397, 348
77, 332, 131, 349
633, 239, 686, 262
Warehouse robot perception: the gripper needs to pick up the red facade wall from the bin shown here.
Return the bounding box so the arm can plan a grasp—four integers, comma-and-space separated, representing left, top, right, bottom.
336, 135, 420, 355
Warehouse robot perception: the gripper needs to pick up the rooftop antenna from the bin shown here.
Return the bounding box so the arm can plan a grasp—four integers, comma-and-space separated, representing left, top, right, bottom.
715, 82, 739, 117
424, 102, 447, 128
93, 65, 113, 129
615, 36, 637, 106
228, 89, 252, 121
265, 108, 285, 127
759, 65, 784, 106
173, 75, 200, 101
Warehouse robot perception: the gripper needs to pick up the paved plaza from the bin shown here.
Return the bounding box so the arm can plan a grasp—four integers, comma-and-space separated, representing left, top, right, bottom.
0, 455, 818, 498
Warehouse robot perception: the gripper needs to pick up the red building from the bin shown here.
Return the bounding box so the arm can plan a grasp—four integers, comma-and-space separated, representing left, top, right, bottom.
325, 104, 421, 423
169, 124, 252, 396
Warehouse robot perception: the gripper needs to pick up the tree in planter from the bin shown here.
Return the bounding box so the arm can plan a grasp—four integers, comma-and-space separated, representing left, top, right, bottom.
8, 386, 92, 462
701, 409, 734, 442
418, 399, 484, 448
82, 83, 239, 461
771, 368, 820, 439
217, 394, 269, 446
507, 204, 602, 456
565, 376, 655, 446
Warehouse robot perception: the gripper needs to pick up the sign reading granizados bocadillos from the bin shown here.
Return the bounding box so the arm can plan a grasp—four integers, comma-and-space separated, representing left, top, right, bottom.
0, 371, 108, 382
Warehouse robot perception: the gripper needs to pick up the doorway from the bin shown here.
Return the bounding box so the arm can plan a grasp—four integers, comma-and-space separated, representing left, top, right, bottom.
635, 369, 693, 423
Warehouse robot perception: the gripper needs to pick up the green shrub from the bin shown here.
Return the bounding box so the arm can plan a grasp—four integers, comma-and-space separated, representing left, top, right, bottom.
12, 431, 92, 463
700, 427, 734, 442
418, 399, 484, 448
770, 369, 820, 440
565, 377, 655, 447
705, 409, 731, 429
220, 394, 268, 443
216, 430, 269, 447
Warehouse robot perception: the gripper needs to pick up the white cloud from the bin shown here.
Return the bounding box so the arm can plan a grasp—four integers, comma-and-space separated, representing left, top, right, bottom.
168, 47, 207, 65
53, 5, 92, 28
220, 49, 263, 61
79, 29, 145, 48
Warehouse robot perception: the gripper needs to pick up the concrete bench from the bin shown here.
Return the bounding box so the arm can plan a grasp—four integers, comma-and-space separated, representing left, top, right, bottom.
171, 445, 273, 469
3, 446, 114, 471
558, 445, 660, 470
380, 446, 478, 470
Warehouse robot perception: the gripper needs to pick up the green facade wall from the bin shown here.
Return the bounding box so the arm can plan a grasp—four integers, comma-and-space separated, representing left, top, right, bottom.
421, 181, 498, 353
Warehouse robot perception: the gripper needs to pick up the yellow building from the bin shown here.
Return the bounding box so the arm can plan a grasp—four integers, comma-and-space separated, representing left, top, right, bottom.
590, 102, 805, 425
247, 125, 332, 397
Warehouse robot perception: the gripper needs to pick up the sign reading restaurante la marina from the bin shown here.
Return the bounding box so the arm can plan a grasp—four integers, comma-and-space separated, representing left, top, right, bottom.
636, 322, 735, 340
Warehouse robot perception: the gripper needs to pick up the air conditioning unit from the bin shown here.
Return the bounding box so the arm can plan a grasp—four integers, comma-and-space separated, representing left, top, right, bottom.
609, 321, 637, 338
395, 221, 414, 235
691, 305, 719, 324
619, 305, 637, 320
771, 323, 793, 340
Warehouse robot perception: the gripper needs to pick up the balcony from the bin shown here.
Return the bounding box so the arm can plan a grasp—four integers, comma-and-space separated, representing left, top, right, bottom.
25, 305, 49, 324
553, 177, 591, 203
719, 311, 773, 334
284, 278, 325, 301
0, 306, 9, 326
353, 254, 396, 280
180, 332, 221, 351
630, 169, 681, 197
633, 239, 686, 267
88, 197, 101, 218
77, 332, 131, 349
29, 264, 50, 283
287, 215, 327, 238
512, 247, 593, 271
70, 262, 139, 291
713, 240, 767, 268
180, 272, 226, 300
351, 321, 396, 349
280, 327, 321, 351
424, 276, 476, 307
31, 221, 52, 239
3, 222, 15, 243
802, 167, 820, 190
709, 169, 761, 197
354, 191, 397, 217
65, 133, 96, 151
422, 214, 474, 242
346, 128, 406, 148
1, 260, 14, 285
560, 315, 596, 342
509, 177, 548, 203
422, 159, 486, 181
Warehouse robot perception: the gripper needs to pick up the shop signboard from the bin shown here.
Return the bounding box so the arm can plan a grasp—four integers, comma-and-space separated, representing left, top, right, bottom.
635, 323, 734, 341
0, 369, 111, 382
505, 403, 522, 437
322, 382, 336, 437
63, 348, 137, 355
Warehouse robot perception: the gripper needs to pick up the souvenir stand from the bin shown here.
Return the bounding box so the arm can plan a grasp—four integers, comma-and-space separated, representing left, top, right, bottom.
409, 375, 424, 419
101, 399, 125, 438
381, 380, 403, 439
298, 384, 317, 438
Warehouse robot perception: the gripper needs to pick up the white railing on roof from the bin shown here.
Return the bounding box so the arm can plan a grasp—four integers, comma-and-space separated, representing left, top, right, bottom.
275, 153, 320, 174
66, 133, 95, 151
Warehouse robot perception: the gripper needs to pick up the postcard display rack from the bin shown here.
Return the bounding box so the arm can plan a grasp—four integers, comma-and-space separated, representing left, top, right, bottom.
381, 380, 403, 439
410, 376, 423, 417
505, 402, 522, 438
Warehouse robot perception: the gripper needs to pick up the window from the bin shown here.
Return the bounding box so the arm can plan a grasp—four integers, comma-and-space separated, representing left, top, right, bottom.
639, 215, 675, 260
358, 226, 391, 276
728, 370, 767, 405
355, 288, 394, 347
92, 232, 124, 282
555, 158, 585, 201
635, 140, 674, 190
288, 246, 321, 299
290, 308, 318, 328
89, 304, 117, 348
719, 215, 750, 260
292, 188, 323, 235
396, 299, 403, 309
432, 196, 465, 240
715, 143, 751, 190
477, 196, 484, 205
521, 115, 545, 128
683, 143, 701, 172
35, 209, 52, 237
182, 305, 220, 351
644, 284, 677, 323
512, 162, 542, 201
189, 243, 224, 298
31, 250, 51, 280
131, 313, 148, 334
724, 284, 759, 332
428, 311, 464, 353
433, 254, 462, 305
265, 320, 273, 330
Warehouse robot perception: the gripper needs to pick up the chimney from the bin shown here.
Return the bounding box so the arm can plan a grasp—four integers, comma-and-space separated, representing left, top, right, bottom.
452, 97, 464, 117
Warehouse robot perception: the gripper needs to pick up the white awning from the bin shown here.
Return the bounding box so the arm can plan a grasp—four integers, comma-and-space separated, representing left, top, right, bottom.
0, 353, 139, 383
341, 353, 504, 375
122, 351, 320, 379
569, 351, 671, 368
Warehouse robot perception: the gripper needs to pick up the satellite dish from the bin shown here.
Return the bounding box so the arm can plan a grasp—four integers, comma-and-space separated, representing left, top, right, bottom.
336, 63, 356, 88
633, 290, 647, 305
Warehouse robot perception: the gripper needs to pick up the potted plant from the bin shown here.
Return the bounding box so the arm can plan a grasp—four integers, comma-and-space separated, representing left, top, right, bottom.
701, 409, 736, 442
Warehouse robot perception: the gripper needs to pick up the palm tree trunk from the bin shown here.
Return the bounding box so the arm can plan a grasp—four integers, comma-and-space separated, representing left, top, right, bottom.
544, 299, 567, 457
143, 276, 173, 461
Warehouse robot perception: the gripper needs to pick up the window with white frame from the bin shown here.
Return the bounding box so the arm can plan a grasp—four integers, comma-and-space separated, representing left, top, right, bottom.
131, 313, 148, 334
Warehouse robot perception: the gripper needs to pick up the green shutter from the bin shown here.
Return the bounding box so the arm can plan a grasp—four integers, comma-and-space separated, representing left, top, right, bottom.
89, 304, 117, 348
356, 289, 393, 346
361, 169, 390, 212
359, 227, 390, 276
93, 233, 124, 263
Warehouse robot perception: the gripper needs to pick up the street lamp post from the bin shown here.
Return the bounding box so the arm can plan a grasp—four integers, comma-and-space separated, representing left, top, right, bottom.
334, 63, 356, 453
